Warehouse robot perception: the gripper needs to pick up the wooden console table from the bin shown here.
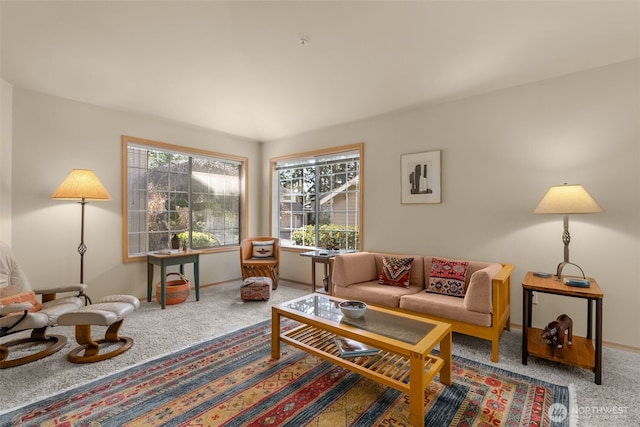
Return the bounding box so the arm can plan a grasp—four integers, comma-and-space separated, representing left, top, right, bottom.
521, 271, 604, 384
146, 250, 203, 309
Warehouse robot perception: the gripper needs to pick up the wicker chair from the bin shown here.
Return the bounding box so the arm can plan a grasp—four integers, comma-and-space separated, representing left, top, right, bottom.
239, 237, 280, 290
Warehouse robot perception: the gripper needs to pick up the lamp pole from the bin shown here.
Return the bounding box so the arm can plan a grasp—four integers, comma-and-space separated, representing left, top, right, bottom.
555, 214, 585, 279
78, 198, 88, 284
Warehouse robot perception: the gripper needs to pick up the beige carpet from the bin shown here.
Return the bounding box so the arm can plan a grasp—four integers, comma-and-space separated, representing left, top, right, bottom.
1, 280, 638, 426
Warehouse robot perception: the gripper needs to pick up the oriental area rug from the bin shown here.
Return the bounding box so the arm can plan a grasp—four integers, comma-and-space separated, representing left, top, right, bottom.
0, 320, 570, 427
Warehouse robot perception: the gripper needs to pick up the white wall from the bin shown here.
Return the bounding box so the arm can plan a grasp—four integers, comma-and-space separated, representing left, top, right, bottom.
263, 60, 640, 348
10, 89, 262, 301
0, 79, 13, 243
6, 60, 639, 348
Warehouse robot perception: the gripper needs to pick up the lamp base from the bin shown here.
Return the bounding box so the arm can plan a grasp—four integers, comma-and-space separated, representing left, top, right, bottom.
556, 261, 586, 279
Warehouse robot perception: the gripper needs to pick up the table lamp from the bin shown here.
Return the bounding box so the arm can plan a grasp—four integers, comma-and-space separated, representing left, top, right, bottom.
533, 183, 602, 278
51, 169, 112, 283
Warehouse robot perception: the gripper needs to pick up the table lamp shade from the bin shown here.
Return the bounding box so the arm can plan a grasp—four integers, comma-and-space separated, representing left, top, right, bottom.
533, 184, 602, 215
51, 169, 111, 201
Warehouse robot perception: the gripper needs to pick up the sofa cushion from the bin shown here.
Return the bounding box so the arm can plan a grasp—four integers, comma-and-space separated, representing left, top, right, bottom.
464, 263, 503, 314
334, 280, 420, 307
379, 256, 414, 288
427, 257, 469, 297
400, 292, 492, 327
332, 252, 378, 289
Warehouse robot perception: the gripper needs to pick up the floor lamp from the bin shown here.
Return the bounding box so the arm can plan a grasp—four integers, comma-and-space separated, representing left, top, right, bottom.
533, 183, 603, 279
51, 169, 112, 284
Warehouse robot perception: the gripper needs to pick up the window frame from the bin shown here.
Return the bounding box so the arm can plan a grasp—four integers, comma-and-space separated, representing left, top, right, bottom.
270, 143, 364, 252
122, 135, 248, 262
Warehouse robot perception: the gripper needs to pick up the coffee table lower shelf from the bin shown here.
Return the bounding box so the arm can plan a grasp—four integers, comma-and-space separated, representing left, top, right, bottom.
281, 324, 445, 396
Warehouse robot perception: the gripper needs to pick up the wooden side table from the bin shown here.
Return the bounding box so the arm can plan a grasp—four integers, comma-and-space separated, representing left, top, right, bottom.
521, 271, 604, 384
146, 250, 203, 309
299, 250, 357, 295
299, 250, 338, 294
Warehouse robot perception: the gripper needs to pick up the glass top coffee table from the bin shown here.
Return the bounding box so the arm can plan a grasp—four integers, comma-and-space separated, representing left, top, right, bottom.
272, 293, 452, 427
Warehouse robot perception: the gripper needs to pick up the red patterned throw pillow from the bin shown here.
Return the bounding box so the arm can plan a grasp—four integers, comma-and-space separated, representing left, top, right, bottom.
427, 257, 469, 297
379, 257, 414, 288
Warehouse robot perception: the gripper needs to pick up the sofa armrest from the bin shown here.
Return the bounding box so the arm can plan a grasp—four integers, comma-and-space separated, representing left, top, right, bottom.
464, 263, 504, 314
491, 263, 514, 285
332, 252, 377, 289
491, 263, 514, 322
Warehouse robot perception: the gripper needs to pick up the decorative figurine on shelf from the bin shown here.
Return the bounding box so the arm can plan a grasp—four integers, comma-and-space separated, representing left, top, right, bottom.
171, 233, 180, 250
541, 314, 573, 348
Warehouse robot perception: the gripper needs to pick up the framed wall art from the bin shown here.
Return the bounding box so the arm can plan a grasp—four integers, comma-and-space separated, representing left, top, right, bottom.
401, 150, 441, 204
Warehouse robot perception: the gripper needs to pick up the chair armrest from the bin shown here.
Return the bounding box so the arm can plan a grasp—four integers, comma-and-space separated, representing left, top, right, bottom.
0, 302, 32, 315
34, 284, 90, 304
33, 284, 87, 296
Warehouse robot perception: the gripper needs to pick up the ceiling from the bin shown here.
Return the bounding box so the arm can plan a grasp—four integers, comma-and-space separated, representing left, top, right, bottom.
2, 1, 639, 142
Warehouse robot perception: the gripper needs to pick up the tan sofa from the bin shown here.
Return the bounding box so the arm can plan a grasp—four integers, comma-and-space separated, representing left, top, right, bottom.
332, 251, 514, 362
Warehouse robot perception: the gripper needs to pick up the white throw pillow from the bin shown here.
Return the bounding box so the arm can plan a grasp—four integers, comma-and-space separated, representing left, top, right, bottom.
252, 241, 274, 258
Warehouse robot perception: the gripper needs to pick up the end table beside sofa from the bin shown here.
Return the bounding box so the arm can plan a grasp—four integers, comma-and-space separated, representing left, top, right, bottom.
522, 271, 604, 384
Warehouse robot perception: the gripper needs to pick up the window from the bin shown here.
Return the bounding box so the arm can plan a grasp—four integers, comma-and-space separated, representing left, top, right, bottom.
123, 136, 246, 260
272, 143, 363, 251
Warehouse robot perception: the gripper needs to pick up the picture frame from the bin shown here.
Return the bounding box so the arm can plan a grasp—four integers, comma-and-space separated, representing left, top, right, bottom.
401, 150, 441, 204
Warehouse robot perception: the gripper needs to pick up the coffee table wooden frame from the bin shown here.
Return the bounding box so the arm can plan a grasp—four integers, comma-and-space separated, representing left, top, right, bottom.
272, 293, 452, 427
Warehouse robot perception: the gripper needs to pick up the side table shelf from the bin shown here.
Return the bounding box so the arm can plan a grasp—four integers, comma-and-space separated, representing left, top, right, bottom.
526, 327, 595, 370
521, 271, 604, 384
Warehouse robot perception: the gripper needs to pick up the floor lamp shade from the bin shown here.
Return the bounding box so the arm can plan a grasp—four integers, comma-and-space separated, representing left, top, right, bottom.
51, 169, 112, 201
52, 169, 111, 283
533, 183, 603, 278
